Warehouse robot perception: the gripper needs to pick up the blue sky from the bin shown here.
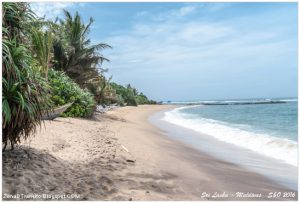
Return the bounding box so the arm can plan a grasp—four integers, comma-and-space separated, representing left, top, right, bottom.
31, 2, 298, 101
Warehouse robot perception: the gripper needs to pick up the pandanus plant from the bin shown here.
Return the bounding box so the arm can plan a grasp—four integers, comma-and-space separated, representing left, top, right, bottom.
2, 2, 51, 150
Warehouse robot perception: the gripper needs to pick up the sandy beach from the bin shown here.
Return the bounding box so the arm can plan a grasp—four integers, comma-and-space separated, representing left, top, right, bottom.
2, 105, 297, 200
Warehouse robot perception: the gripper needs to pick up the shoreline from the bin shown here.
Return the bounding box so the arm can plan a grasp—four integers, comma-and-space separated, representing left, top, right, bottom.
106, 105, 298, 200
2, 105, 298, 200
149, 106, 298, 190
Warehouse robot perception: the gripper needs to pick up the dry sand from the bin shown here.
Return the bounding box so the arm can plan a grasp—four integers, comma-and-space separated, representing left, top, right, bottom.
2, 105, 298, 200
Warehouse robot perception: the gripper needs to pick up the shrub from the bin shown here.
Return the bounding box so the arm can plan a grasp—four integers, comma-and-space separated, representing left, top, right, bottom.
126, 93, 138, 106
110, 82, 138, 106
48, 69, 96, 117
116, 94, 125, 106
2, 3, 52, 150
135, 93, 150, 105
110, 82, 157, 106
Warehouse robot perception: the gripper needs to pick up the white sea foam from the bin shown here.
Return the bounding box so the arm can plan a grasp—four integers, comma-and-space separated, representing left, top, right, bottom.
165, 98, 297, 104
279, 99, 298, 102
162, 107, 298, 166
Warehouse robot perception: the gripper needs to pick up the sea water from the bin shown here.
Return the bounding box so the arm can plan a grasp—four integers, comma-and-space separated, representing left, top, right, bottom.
151, 98, 298, 189
163, 98, 298, 166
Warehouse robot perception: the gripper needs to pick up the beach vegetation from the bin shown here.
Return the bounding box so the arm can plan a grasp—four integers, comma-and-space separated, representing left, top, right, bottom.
52, 10, 111, 87
2, 2, 51, 150
48, 69, 96, 117
85, 75, 121, 105
2, 2, 156, 149
29, 25, 54, 79
110, 83, 138, 106
110, 83, 156, 106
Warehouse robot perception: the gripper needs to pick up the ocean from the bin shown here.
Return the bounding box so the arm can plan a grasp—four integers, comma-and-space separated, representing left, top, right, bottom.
150, 98, 298, 189
162, 98, 298, 166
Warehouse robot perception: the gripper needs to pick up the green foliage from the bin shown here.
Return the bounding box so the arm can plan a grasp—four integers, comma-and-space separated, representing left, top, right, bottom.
2, 2, 51, 150
48, 69, 96, 117
52, 10, 111, 87
2, 2, 156, 151
30, 27, 53, 79
110, 83, 137, 106
110, 82, 156, 106
85, 75, 117, 105
135, 93, 150, 105
116, 94, 125, 106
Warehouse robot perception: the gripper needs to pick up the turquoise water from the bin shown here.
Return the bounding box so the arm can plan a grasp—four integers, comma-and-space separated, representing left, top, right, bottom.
181, 100, 297, 141
162, 98, 298, 166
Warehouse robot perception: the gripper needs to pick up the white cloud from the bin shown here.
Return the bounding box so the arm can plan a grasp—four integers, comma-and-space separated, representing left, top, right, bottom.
153, 5, 198, 21
205, 3, 232, 12
104, 19, 236, 69
30, 2, 75, 20
178, 5, 197, 17
100, 4, 296, 100
135, 5, 198, 22
136, 11, 149, 17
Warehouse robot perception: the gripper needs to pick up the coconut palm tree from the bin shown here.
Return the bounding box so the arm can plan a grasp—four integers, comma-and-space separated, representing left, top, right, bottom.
30, 27, 53, 79
53, 10, 111, 87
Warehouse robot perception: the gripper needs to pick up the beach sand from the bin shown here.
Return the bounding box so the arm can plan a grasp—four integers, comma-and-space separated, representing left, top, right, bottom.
2, 105, 297, 200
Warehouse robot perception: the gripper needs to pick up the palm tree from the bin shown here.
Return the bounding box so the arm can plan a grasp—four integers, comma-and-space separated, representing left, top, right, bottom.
85, 75, 117, 104
53, 10, 111, 87
30, 27, 53, 79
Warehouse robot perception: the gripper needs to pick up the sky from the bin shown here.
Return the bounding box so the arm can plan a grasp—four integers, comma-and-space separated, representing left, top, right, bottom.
31, 2, 298, 101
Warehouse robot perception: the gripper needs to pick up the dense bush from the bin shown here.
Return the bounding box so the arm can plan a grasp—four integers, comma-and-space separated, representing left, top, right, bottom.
110, 83, 138, 106
2, 3, 52, 150
48, 69, 96, 117
135, 93, 152, 104
110, 82, 156, 106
